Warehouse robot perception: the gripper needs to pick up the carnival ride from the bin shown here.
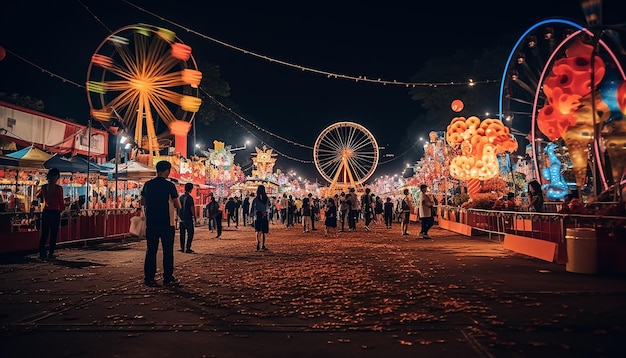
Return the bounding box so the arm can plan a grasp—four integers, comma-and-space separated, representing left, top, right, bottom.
313, 122, 379, 194
499, 18, 626, 200
86, 24, 202, 159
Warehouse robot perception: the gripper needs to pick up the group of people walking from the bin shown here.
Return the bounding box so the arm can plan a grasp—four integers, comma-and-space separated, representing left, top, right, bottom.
36, 162, 436, 287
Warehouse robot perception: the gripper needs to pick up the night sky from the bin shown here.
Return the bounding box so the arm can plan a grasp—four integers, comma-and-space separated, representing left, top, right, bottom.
1, 0, 622, 183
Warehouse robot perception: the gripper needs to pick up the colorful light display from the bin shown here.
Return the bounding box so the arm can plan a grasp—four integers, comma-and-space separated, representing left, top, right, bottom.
446, 116, 518, 182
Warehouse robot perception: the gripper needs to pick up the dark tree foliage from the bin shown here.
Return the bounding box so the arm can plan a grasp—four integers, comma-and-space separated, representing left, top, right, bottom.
403, 36, 516, 151
0, 92, 45, 112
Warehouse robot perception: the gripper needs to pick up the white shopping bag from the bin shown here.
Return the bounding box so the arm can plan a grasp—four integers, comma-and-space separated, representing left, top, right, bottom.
129, 214, 146, 237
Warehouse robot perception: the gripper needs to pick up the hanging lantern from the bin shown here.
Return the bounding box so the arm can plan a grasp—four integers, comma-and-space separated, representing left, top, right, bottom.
451, 99, 464, 112
169, 120, 192, 158
180, 95, 202, 112
171, 42, 192, 61
181, 69, 202, 88
0, 46, 6, 61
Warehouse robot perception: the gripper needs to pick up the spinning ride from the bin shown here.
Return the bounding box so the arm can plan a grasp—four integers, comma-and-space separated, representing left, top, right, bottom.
314, 122, 379, 194
86, 24, 202, 158
499, 18, 626, 198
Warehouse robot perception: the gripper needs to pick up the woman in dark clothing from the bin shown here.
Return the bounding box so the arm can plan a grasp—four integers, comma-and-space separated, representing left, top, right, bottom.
36, 168, 65, 260
206, 195, 222, 238
527, 180, 544, 212
324, 198, 338, 237
250, 185, 270, 251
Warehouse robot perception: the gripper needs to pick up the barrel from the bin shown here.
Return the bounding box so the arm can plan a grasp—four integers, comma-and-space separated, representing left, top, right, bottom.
565, 228, 597, 274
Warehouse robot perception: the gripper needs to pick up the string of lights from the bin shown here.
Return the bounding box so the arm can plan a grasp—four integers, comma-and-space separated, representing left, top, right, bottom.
122, 0, 499, 88
200, 87, 314, 164
4, 4, 417, 169
4, 42, 415, 167
3, 48, 85, 89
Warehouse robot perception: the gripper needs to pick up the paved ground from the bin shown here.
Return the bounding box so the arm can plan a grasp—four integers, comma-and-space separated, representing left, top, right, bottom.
1, 219, 625, 357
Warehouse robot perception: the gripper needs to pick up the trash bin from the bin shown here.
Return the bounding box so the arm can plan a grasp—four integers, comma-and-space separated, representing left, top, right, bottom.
565, 228, 597, 274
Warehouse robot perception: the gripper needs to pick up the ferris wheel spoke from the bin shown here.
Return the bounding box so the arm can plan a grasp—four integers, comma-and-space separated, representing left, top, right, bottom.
346, 156, 370, 179
104, 65, 136, 82
321, 135, 343, 152
320, 159, 341, 177
107, 89, 138, 114
351, 136, 373, 152
115, 39, 140, 77
104, 80, 133, 92
146, 92, 178, 124
317, 151, 342, 164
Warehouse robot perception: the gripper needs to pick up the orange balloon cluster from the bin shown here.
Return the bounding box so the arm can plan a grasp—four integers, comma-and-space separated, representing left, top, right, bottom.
537, 38, 606, 141
446, 116, 518, 181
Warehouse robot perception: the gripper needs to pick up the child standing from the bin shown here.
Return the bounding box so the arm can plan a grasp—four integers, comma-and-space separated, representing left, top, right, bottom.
383, 197, 394, 229
324, 198, 338, 237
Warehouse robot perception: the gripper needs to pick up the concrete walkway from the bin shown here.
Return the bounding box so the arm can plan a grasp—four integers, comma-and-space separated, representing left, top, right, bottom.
1, 220, 625, 357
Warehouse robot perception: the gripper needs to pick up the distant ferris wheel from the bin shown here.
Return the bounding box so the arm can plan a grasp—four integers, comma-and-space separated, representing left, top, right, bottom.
313, 121, 379, 192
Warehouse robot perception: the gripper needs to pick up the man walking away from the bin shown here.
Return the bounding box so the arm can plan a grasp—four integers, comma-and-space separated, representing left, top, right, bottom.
141, 160, 181, 287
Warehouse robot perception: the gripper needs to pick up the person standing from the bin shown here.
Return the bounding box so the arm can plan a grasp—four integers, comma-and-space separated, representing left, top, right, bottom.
251, 184, 270, 251
287, 195, 296, 228
206, 195, 222, 238
141, 160, 181, 287
225, 197, 236, 228
360, 187, 373, 231
279, 193, 288, 227
383, 197, 394, 229
36, 168, 64, 260
400, 188, 414, 236
242, 194, 250, 226
527, 180, 544, 212
374, 196, 384, 225
418, 184, 435, 239
348, 188, 359, 231
302, 196, 312, 233
338, 192, 348, 232
324, 197, 338, 237
233, 196, 241, 228
178, 183, 196, 253
307, 193, 317, 231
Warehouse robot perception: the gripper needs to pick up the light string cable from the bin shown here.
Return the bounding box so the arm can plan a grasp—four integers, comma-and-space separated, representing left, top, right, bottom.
203, 83, 417, 165
199, 87, 314, 164
2, 48, 85, 89
122, 0, 498, 88
378, 142, 420, 165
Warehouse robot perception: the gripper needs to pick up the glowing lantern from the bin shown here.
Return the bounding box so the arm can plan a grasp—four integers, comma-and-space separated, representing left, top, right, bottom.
171, 43, 192, 61
91, 109, 112, 121
451, 99, 464, 112
180, 95, 202, 112
156, 27, 176, 43
181, 69, 202, 88
0, 46, 6, 61
169, 120, 192, 158
91, 54, 113, 69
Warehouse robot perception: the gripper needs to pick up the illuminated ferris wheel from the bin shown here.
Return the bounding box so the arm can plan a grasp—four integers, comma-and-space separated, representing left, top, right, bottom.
314, 121, 379, 192
86, 23, 202, 157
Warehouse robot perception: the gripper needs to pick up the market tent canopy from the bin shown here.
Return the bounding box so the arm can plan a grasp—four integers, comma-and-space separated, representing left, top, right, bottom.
6, 146, 53, 168
44, 154, 106, 173
0, 155, 19, 167
103, 160, 156, 178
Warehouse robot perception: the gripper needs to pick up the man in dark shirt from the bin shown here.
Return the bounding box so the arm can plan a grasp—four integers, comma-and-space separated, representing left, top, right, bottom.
225, 197, 236, 228
178, 182, 196, 253
141, 160, 181, 287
